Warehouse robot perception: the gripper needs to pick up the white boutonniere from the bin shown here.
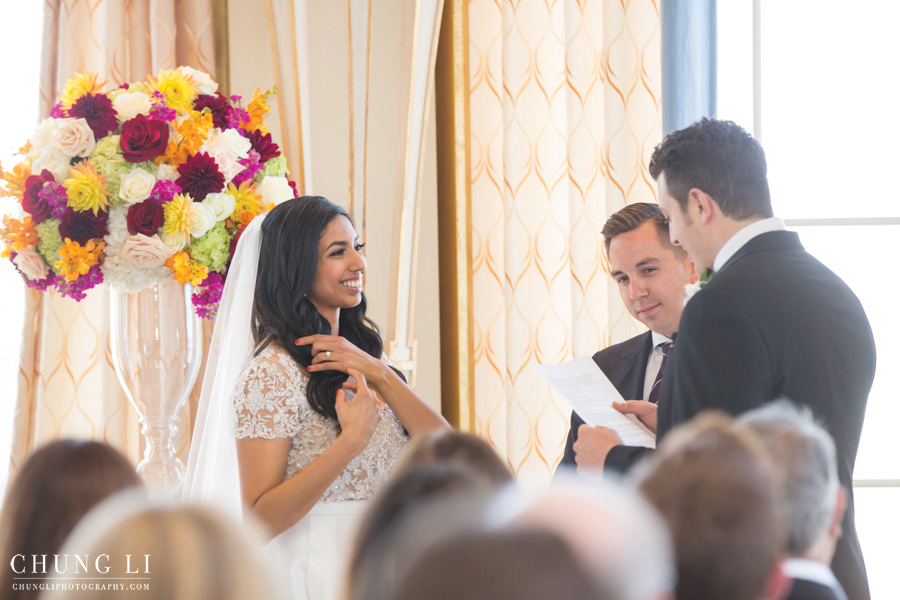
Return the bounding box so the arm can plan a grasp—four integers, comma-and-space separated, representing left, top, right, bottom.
684, 269, 714, 305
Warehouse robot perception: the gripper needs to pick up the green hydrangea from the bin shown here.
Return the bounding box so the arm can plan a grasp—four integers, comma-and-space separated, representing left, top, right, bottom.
36, 219, 64, 274
190, 221, 230, 273
260, 155, 288, 179
90, 135, 155, 202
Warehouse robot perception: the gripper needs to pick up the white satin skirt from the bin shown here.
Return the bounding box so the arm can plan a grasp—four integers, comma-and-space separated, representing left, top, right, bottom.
265, 500, 369, 600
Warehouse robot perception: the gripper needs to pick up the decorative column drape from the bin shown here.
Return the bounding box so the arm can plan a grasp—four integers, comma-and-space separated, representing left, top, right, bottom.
440, 0, 662, 481
9, 0, 217, 480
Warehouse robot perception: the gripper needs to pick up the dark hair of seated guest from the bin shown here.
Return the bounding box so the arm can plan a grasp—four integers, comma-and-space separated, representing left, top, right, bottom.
0, 439, 141, 600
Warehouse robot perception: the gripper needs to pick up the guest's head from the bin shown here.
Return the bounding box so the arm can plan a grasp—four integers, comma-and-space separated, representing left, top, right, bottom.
40, 498, 278, 600
632, 413, 787, 600
602, 202, 697, 338
346, 461, 510, 600
253, 196, 384, 422
0, 440, 141, 600
738, 400, 845, 564
394, 430, 513, 487
649, 118, 773, 272
498, 476, 674, 600
393, 529, 609, 600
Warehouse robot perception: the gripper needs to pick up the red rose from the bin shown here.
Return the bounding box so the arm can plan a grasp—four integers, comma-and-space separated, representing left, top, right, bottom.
22, 170, 55, 223
120, 115, 170, 163
126, 200, 165, 236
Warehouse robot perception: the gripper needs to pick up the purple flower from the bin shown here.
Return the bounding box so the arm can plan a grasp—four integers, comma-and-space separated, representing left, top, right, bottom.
69, 93, 119, 139
226, 107, 249, 129
49, 103, 66, 118
231, 150, 262, 186
148, 180, 181, 204
192, 272, 225, 319
22, 269, 59, 292
149, 103, 177, 122
244, 130, 280, 163
38, 182, 69, 220
58, 263, 103, 301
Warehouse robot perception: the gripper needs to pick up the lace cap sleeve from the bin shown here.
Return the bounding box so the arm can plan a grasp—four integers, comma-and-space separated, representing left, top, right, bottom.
233, 351, 305, 439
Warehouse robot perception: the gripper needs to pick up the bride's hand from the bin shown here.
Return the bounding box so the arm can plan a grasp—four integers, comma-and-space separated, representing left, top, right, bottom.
296, 334, 385, 383
335, 368, 382, 454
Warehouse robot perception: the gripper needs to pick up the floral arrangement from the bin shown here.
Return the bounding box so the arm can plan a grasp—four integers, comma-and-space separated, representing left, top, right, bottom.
0, 67, 294, 318
683, 268, 714, 305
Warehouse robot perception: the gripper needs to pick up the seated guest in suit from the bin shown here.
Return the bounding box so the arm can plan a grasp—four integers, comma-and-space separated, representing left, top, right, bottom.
739, 401, 849, 600
556, 202, 696, 475
632, 413, 789, 600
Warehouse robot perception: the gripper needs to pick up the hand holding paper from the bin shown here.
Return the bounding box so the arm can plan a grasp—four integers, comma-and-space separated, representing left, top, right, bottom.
533, 357, 656, 448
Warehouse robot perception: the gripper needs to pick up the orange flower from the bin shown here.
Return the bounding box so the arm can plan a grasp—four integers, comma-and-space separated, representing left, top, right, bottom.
166, 251, 208, 286
225, 180, 264, 228
158, 110, 214, 166
54, 238, 105, 282
241, 87, 275, 134
1, 215, 40, 254
0, 160, 32, 200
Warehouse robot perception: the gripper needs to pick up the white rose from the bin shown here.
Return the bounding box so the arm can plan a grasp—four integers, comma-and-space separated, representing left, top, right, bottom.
257, 176, 294, 206
157, 163, 178, 182
29, 118, 56, 149
121, 234, 174, 269
119, 168, 157, 204
219, 128, 252, 157
30, 148, 69, 182
188, 202, 217, 238
113, 91, 152, 122
203, 193, 236, 221
202, 144, 243, 184
13, 247, 49, 281
159, 231, 188, 253
179, 67, 218, 95
52, 118, 96, 158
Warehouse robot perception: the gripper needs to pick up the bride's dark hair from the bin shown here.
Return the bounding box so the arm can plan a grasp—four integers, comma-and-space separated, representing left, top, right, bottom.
251, 196, 384, 422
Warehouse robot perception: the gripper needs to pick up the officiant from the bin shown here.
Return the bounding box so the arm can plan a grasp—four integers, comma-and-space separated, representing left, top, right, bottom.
555, 202, 697, 475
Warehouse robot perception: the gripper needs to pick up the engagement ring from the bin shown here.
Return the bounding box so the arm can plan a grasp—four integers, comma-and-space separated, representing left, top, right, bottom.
325, 350, 332, 358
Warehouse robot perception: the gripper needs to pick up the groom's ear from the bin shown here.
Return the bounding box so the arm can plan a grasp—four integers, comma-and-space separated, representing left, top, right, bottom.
688, 188, 717, 225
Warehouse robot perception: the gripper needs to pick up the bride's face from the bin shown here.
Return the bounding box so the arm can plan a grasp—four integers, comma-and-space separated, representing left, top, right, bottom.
307, 216, 366, 315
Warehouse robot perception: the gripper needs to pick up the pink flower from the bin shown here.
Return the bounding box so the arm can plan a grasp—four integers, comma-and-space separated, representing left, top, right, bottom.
13, 247, 50, 281
120, 234, 173, 269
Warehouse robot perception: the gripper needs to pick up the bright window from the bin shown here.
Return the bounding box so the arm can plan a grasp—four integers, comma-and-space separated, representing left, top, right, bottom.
718, 2, 900, 598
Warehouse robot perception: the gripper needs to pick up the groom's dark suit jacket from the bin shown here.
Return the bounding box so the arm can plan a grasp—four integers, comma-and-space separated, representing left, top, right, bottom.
556, 331, 653, 472
606, 230, 876, 600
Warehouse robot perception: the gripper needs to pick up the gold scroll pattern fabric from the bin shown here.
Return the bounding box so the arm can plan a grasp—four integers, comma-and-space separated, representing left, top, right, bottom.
9, 0, 216, 481
467, 0, 662, 481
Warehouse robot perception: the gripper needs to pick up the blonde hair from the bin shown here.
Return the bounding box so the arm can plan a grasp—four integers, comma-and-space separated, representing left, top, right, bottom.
40, 498, 278, 600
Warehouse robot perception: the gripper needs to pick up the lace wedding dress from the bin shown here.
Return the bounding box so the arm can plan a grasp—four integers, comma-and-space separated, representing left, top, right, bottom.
233, 345, 410, 600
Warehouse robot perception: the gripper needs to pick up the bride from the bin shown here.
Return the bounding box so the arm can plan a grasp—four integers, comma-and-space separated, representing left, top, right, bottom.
184, 196, 449, 600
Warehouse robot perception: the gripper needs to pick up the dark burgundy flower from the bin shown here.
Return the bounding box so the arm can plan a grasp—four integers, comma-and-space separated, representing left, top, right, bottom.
193, 93, 231, 129
120, 114, 170, 163
176, 152, 225, 200
68, 93, 118, 139
22, 170, 56, 223
126, 200, 165, 235
244, 129, 281, 163
228, 227, 244, 266
58, 209, 109, 245
287, 179, 299, 197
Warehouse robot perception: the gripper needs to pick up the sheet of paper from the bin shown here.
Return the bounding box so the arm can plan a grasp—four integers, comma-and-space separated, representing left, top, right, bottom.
533, 356, 656, 448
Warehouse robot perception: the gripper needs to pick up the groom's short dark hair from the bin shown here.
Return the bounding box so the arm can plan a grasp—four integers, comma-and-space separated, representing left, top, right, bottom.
649, 117, 774, 220
601, 202, 684, 258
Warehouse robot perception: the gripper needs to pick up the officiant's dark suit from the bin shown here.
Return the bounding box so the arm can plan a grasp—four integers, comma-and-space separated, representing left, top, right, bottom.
604, 118, 876, 600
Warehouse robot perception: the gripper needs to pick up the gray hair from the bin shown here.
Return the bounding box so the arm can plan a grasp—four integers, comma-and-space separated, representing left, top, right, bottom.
738, 399, 840, 556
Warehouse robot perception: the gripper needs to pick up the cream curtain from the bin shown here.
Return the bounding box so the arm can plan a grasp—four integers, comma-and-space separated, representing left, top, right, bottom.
9, 0, 216, 478
466, 0, 662, 481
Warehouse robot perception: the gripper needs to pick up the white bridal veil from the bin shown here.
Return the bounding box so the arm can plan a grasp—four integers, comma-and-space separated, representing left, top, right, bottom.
182, 213, 266, 518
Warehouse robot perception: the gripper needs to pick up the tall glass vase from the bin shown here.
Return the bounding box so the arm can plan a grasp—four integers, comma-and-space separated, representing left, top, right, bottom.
110, 279, 202, 498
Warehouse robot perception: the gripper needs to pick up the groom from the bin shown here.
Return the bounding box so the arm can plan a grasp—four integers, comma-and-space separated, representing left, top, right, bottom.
577, 118, 876, 600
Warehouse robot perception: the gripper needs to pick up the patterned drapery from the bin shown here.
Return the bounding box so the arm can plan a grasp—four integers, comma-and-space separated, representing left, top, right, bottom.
9, 0, 216, 480
466, 0, 662, 481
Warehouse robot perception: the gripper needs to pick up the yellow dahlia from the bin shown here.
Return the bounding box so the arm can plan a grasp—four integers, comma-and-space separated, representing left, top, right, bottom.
225, 181, 264, 228
63, 162, 110, 215
55, 238, 105, 282
149, 68, 197, 114
60, 71, 107, 109
162, 193, 195, 238
166, 251, 208, 286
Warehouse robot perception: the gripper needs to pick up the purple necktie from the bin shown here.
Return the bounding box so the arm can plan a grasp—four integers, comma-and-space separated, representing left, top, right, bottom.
647, 342, 672, 405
